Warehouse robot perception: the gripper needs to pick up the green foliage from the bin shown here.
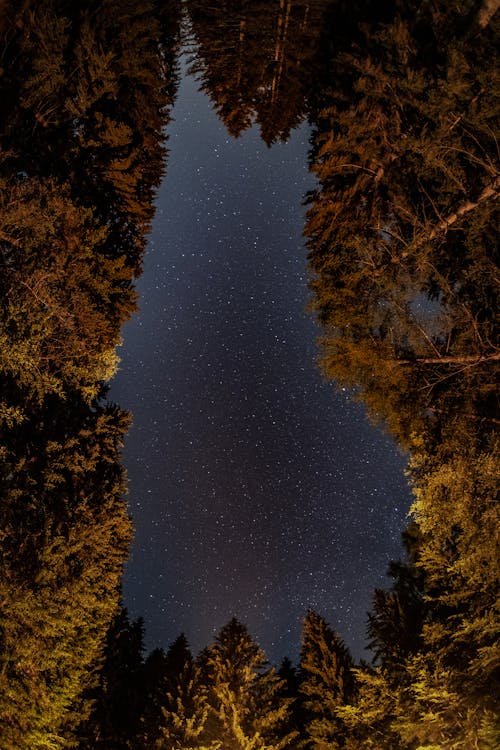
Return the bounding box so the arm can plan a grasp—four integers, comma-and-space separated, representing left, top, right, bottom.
153, 635, 219, 750
1, 0, 181, 270
303, 1, 499, 747
0, 176, 130, 402
77, 607, 146, 749
305, 0, 499, 448
367, 523, 427, 676
1, 1, 498, 748
335, 667, 404, 750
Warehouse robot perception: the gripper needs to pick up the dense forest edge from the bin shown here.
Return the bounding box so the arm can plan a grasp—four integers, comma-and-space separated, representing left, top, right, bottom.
0, 0, 498, 748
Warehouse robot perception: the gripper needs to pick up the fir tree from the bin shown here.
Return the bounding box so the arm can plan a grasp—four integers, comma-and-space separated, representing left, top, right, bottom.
77, 607, 146, 749
202, 618, 297, 749
186, 0, 331, 145
0, 389, 132, 749
154, 634, 219, 750
299, 610, 356, 749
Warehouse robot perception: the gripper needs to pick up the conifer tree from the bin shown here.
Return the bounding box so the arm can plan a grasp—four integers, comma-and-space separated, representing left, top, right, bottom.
367, 523, 427, 677
299, 610, 356, 749
0, 389, 132, 749
305, 0, 499, 448
0, 1, 181, 745
186, 0, 330, 145
202, 618, 297, 749
334, 665, 405, 750
154, 634, 220, 750
394, 432, 500, 749
0, 176, 131, 402
77, 607, 146, 749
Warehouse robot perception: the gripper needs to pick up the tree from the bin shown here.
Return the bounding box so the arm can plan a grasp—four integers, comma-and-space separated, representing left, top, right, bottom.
202, 618, 297, 749
0, 176, 132, 402
77, 607, 146, 749
394, 432, 500, 748
186, 0, 331, 145
153, 635, 219, 750
299, 610, 356, 749
0, 2, 181, 743
305, 0, 499, 448
0, 0, 181, 272
302, 2, 499, 746
0, 388, 132, 749
277, 658, 304, 746
367, 523, 428, 677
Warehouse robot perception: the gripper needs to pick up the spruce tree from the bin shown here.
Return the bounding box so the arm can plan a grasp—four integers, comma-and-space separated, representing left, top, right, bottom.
0, 389, 132, 749
154, 635, 219, 750
186, 0, 330, 145
77, 607, 146, 749
299, 610, 356, 749
202, 618, 297, 749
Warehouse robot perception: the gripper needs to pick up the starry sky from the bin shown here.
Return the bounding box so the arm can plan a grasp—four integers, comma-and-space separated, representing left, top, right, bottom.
110, 64, 412, 666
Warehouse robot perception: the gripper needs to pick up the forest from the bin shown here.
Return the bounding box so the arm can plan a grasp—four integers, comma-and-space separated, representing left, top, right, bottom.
0, 0, 498, 748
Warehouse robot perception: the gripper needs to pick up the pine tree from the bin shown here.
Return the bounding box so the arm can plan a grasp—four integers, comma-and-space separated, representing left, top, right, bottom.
0, 389, 132, 749
394, 432, 500, 749
0, 0, 181, 746
77, 607, 146, 749
334, 666, 404, 750
0, 176, 132, 402
305, 0, 499, 449
154, 634, 220, 750
186, 0, 330, 145
299, 610, 356, 749
202, 618, 297, 749
367, 523, 427, 677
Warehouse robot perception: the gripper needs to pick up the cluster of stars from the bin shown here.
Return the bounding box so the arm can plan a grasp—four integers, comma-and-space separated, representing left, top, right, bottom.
112, 67, 411, 665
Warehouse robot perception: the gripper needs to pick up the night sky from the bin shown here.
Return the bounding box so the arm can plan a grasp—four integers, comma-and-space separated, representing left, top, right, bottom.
110, 64, 412, 666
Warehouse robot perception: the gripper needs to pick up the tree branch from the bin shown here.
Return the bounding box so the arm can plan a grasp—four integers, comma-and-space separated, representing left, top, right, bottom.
397, 352, 500, 365
478, 0, 500, 28
428, 175, 500, 239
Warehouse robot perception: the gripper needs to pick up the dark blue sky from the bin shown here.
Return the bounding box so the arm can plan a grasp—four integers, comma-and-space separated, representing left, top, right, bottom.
111, 65, 411, 665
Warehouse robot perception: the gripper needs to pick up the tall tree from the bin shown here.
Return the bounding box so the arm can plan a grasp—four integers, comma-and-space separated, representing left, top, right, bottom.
76, 607, 146, 749
0, 0, 181, 745
303, 2, 499, 746
153, 635, 219, 750
306, 0, 499, 447
0, 389, 133, 749
394, 430, 500, 748
0, 176, 131, 403
367, 523, 428, 677
1, 0, 181, 272
186, 0, 331, 144
299, 610, 356, 749
201, 618, 297, 749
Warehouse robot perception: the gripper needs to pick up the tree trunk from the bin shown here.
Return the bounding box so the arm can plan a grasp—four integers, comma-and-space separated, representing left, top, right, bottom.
271, 0, 291, 105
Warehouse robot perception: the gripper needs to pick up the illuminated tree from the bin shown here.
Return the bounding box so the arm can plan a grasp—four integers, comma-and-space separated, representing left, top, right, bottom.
299, 610, 355, 749
0, 390, 132, 749
202, 618, 297, 749
153, 635, 220, 750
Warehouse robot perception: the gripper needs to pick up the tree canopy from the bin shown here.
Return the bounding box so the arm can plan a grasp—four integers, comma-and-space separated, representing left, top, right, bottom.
1, 0, 498, 747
